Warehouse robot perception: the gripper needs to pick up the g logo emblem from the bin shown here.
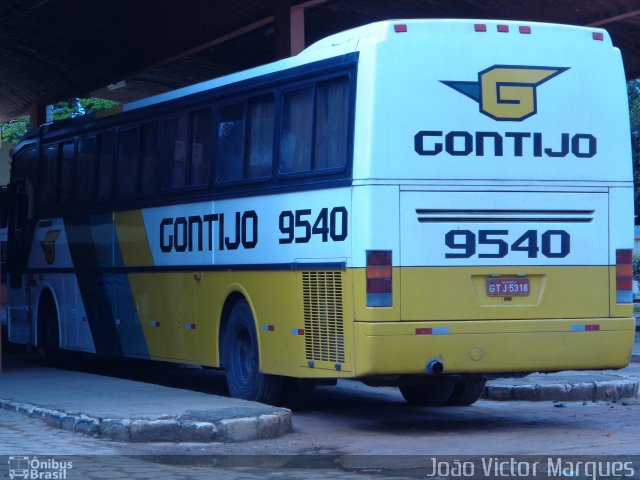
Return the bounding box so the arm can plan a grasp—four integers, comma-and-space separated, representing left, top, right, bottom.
40, 230, 61, 265
442, 65, 568, 121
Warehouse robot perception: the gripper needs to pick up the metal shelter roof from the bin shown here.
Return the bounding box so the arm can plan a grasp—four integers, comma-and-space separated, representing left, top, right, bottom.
1, 0, 640, 121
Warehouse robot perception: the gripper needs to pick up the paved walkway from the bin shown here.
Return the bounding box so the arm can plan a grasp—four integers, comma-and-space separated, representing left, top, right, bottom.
0, 334, 638, 443
0, 356, 291, 443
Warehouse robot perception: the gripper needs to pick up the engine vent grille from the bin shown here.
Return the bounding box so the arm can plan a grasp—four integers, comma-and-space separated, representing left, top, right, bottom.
302, 271, 345, 364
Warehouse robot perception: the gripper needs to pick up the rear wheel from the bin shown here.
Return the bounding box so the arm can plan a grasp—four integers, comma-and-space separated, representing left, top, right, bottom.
223, 300, 283, 404
446, 380, 486, 406
399, 381, 454, 406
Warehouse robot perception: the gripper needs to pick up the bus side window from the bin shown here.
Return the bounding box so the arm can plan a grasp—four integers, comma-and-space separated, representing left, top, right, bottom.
59, 141, 75, 206
39, 145, 59, 209
217, 95, 274, 184
141, 121, 159, 196
247, 94, 275, 179
190, 109, 212, 188
280, 87, 313, 174
115, 127, 141, 198
162, 115, 189, 190
314, 76, 349, 171
76, 136, 97, 202
217, 103, 245, 183
96, 132, 115, 202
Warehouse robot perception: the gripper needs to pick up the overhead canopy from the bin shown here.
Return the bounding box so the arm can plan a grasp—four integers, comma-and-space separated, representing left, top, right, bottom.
1, 0, 640, 121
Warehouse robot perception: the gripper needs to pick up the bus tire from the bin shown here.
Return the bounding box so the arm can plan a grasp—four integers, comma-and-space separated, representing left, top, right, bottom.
37, 293, 62, 365
399, 381, 454, 406
446, 380, 486, 406
223, 299, 283, 404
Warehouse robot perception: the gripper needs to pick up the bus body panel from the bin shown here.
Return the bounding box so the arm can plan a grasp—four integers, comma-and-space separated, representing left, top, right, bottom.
352, 20, 631, 184
353, 318, 634, 376
5, 19, 635, 389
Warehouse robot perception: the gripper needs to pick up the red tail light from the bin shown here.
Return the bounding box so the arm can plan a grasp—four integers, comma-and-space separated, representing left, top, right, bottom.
366, 250, 392, 307
616, 249, 633, 303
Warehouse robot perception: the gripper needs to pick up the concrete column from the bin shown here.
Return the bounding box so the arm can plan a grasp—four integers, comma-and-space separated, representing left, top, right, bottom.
29, 103, 46, 129
274, 0, 306, 59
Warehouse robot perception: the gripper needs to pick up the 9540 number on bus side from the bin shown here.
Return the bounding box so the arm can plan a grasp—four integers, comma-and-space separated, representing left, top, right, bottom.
444, 229, 570, 259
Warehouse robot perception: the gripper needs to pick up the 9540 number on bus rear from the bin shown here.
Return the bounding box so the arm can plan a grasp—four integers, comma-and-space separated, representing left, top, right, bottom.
444, 229, 570, 259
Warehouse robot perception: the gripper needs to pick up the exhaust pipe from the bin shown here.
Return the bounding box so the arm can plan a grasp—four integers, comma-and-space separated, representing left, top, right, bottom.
426, 358, 444, 375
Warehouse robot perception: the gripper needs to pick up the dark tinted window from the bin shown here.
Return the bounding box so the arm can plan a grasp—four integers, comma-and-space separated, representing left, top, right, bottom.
39, 145, 59, 208
140, 122, 159, 196
216, 95, 275, 184
217, 103, 245, 182
59, 142, 75, 206
280, 87, 313, 174
12, 146, 36, 183
76, 136, 97, 201
247, 95, 274, 179
314, 76, 349, 170
190, 109, 212, 187
162, 115, 188, 190
96, 132, 114, 201
115, 127, 140, 198
279, 76, 350, 175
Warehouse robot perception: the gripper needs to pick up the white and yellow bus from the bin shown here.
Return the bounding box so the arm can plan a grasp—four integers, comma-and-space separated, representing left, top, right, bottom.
4, 19, 635, 407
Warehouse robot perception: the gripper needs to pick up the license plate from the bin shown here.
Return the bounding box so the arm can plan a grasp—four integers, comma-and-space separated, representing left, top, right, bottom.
486, 277, 530, 297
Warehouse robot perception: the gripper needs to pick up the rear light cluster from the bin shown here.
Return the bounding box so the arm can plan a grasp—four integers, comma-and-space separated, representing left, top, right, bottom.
474, 23, 532, 34
616, 249, 633, 304
366, 250, 392, 307
473, 22, 604, 41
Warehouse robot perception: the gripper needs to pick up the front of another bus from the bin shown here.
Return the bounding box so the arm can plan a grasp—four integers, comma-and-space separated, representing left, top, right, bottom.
346, 20, 635, 384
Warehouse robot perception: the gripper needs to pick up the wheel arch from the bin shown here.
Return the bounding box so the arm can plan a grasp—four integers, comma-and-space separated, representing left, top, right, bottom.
35, 286, 60, 348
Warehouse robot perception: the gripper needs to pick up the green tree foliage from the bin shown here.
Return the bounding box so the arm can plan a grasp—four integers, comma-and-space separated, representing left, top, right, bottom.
633, 254, 640, 286
0, 115, 29, 144
0, 97, 120, 144
79, 98, 119, 113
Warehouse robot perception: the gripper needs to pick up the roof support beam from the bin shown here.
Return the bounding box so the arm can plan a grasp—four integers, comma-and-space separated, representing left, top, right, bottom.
29, 103, 46, 129
274, 0, 330, 59
587, 9, 640, 26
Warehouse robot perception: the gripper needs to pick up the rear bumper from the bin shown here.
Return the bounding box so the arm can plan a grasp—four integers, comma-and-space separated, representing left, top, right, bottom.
352, 318, 635, 376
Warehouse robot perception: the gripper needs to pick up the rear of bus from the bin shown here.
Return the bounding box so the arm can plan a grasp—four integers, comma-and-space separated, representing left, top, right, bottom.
347, 20, 635, 377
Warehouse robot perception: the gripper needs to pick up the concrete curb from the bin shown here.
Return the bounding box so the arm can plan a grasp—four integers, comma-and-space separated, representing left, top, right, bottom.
483, 379, 640, 402
0, 399, 292, 443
